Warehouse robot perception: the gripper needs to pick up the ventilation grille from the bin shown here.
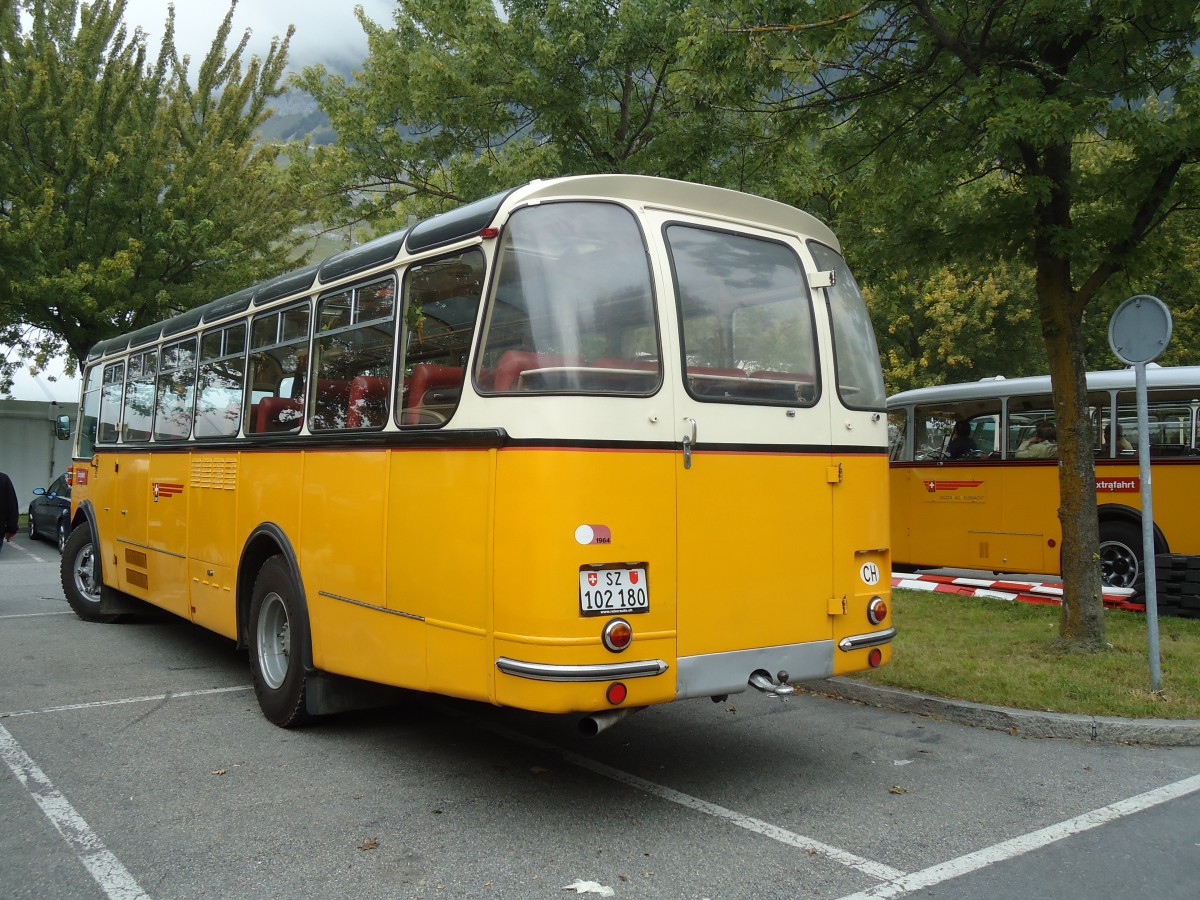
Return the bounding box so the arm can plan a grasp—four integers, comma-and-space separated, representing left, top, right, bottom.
191, 456, 237, 490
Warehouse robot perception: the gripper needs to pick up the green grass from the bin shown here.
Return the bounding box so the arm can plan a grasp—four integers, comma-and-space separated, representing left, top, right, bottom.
851, 589, 1200, 719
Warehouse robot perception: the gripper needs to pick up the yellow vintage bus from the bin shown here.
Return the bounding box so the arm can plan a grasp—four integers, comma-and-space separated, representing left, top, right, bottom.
61, 175, 893, 730
887, 368, 1200, 589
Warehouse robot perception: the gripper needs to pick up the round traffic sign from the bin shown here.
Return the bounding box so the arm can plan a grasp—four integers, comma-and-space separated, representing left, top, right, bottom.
1109, 294, 1172, 365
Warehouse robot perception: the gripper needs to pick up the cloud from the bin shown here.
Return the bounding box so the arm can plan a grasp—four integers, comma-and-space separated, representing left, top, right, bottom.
119, 0, 395, 70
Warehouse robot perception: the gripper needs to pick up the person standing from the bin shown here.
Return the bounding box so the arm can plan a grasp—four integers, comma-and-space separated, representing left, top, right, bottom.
1, 470, 18, 555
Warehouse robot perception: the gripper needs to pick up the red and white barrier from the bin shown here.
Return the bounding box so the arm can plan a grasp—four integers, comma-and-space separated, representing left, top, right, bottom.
891, 572, 1144, 612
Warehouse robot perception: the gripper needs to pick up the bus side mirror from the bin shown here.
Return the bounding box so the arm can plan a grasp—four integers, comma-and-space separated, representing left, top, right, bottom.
55, 415, 72, 440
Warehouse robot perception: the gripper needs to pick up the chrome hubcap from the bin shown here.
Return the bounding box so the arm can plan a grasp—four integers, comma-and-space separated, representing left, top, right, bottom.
72, 543, 101, 601
256, 592, 291, 689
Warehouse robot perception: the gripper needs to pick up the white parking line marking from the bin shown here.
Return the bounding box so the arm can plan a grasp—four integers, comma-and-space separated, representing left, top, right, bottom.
0, 685, 253, 719
836, 771, 1200, 900
0, 611, 73, 619
0, 724, 150, 900
561, 745, 906, 881
451, 708, 906, 882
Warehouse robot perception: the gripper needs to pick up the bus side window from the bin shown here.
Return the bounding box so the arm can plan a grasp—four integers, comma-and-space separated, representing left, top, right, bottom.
400, 249, 485, 427
247, 303, 311, 435
887, 411, 908, 461
195, 323, 246, 439
122, 350, 157, 442
97, 362, 125, 445
153, 339, 198, 441
312, 278, 396, 431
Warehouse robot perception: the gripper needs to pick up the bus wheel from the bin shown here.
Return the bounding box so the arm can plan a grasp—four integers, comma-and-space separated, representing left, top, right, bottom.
249, 557, 311, 728
1099, 522, 1141, 589
60, 525, 118, 623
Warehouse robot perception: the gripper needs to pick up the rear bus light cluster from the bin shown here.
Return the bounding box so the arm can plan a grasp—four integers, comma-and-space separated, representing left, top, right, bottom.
601, 617, 632, 653
867, 596, 888, 625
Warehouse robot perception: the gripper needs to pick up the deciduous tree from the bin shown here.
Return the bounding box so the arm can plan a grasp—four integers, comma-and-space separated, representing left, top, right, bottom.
289, 0, 814, 232
0, 0, 301, 391
693, 0, 1200, 648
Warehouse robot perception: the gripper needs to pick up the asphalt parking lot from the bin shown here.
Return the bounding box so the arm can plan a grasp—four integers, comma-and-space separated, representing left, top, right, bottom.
4, 533, 1200, 899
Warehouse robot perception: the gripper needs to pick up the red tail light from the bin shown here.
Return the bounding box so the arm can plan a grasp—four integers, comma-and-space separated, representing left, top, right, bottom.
602, 618, 632, 653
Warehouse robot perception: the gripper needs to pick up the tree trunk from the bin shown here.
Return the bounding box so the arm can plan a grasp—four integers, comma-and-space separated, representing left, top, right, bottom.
1039, 284, 1106, 648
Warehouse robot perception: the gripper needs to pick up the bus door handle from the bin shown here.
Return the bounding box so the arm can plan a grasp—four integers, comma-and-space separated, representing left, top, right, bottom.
681, 418, 697, 469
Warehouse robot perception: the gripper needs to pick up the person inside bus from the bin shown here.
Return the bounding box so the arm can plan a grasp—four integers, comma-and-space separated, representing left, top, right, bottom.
1015, 420, 1057, 458
1113, 424, 1133, 452
946, 419, 978, 459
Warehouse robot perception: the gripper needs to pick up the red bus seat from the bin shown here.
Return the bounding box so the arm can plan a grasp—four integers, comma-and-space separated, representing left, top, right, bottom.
253, 397, 303, 433
404, 364, 464, 425
347, 376, 391, 428
491, 351, 583, 391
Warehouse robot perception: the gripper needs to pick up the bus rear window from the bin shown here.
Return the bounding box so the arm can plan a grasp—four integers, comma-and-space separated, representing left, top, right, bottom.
475, 201, 661, 396
669, 225, 819, 406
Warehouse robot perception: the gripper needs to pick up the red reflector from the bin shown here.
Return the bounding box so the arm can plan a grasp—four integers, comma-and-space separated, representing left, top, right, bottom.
1048, 538, 1057, 548
606, 682, 628, 705
868, 648, 883, 667
480, 227, 500, 239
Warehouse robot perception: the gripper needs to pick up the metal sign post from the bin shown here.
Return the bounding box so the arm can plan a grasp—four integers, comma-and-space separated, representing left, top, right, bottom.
1108, 294, 1173, 692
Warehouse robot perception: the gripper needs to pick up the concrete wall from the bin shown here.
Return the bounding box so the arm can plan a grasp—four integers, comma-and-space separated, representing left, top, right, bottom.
0, 399, 79, 515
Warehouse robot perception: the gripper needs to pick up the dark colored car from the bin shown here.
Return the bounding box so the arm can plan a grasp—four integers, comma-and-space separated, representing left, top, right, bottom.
28, 473, 72, 552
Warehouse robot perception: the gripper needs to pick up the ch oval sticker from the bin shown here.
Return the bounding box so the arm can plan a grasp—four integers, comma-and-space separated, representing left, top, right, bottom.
860, 562, 881, 586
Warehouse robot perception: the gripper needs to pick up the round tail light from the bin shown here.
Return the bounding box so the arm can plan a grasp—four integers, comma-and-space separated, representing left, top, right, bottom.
867, 596, 888, 625
602, 618, 632, 653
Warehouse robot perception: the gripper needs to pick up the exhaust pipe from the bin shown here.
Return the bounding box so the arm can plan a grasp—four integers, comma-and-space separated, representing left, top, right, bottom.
578, 706, 646, 737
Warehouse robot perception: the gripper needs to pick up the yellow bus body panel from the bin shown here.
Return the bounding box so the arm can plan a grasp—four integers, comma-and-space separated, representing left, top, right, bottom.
675, 452, 834, 657
831, 454, 892, 675
386, 448, 493, 702
491, 447, 679, 713
892, 462, 1058, 573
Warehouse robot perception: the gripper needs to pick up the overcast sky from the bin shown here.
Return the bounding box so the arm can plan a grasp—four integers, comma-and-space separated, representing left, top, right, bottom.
8, 2, 401, 401
121, 0, 397, 70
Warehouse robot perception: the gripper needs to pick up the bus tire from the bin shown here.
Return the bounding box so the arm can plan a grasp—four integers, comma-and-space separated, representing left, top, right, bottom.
249, 556, 312, 728
1099, 521, 1142, 590
60, 525, 119, 623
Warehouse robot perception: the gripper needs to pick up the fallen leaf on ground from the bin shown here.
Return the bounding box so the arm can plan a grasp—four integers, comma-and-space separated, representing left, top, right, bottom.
359, 839, 379, 851
889, 785, 908, 794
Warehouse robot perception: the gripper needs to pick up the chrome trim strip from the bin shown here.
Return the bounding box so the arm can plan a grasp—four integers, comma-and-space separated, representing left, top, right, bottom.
318, 591, 424, 622
116, 538, 186, 560
838, 627, 897, 652
495, 657, 668, 682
